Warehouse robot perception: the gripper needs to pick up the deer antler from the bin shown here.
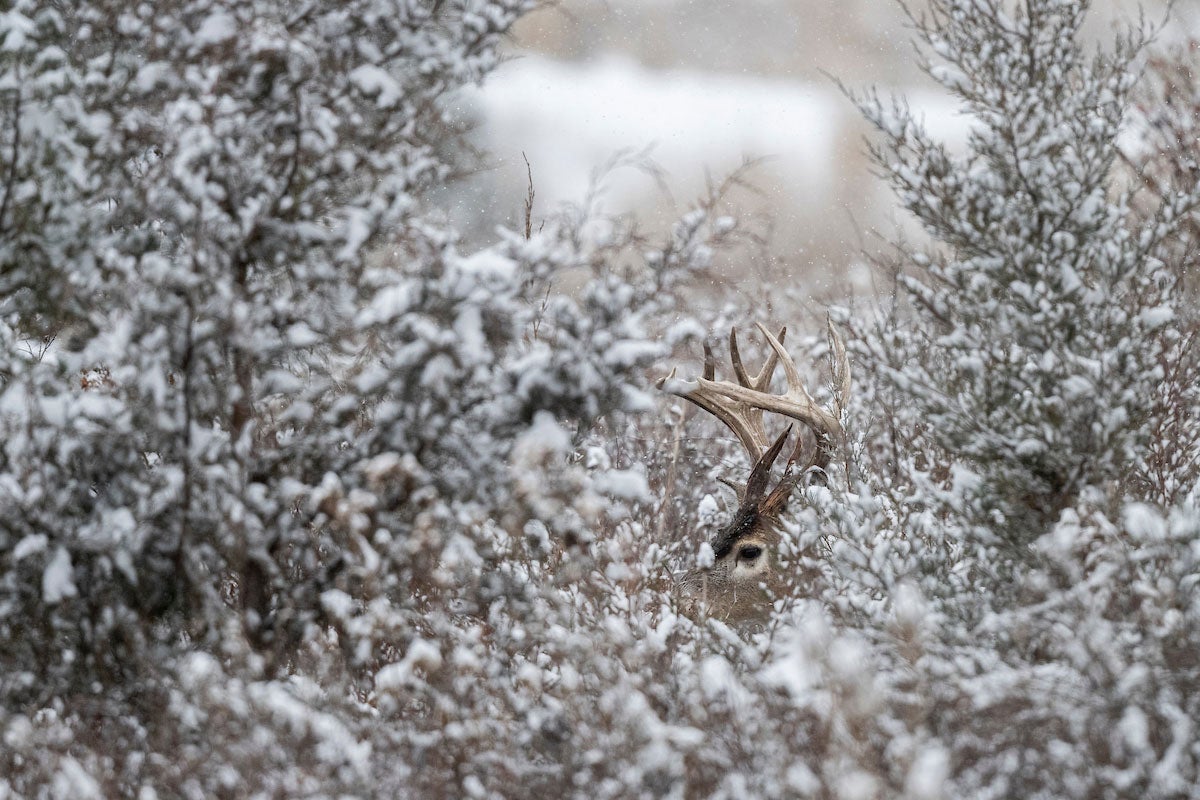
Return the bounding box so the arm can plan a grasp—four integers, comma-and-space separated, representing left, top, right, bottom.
659, 321, 851, 475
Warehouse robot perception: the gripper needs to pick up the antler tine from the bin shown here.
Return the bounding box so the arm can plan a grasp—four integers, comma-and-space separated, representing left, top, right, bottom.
754, 322, 813, 406
659, 335, 772, 462
743, 425, 792, 505
657, 371, 768, 462
827, 319, 851, 414
730, 326, 786, 391
741, 322, 847, 471
658, 322, 850, 472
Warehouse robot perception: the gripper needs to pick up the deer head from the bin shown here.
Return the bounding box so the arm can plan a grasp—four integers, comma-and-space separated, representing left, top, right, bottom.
660, 322, 851, 624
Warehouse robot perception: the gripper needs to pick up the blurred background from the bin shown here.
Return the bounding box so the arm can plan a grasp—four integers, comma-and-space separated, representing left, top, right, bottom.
453, 0, 1188, 297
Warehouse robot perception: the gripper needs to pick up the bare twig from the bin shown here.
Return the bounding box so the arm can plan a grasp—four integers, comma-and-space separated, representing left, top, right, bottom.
522, 151, 535, 240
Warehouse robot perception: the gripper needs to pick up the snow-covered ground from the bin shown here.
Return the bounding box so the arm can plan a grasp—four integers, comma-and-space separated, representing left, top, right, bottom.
457, 54, 972, 265
466, 54, 845, 207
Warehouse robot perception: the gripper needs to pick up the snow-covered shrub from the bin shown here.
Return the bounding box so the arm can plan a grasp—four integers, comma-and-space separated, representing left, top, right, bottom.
850, 0, 1193, 548
0, 0, 760, 793
3, 0, 1200, 798
1123, 40, 1200, 506
816, 2, 1200, 795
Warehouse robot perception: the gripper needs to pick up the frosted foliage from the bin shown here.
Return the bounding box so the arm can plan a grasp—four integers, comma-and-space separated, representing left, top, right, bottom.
852, 0, 1192, 544
3, 0, 1200, 798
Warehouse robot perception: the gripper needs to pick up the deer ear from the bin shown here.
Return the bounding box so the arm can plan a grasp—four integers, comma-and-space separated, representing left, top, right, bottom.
760, 471, 803, 516
743, 426, 792, 505
761, 430, 824, 514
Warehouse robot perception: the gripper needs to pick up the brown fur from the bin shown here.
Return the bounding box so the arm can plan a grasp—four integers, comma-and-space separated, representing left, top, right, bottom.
677, 527, 783, 626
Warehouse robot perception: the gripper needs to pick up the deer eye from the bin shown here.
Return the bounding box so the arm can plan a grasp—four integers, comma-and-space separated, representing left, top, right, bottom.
739, 545, 762, 561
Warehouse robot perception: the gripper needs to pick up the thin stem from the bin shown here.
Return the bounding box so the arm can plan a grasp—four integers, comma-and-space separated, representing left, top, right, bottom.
0, 82, 23, 233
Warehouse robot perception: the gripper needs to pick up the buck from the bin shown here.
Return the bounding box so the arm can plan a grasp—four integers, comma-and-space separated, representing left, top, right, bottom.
660, 322, 851, 624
